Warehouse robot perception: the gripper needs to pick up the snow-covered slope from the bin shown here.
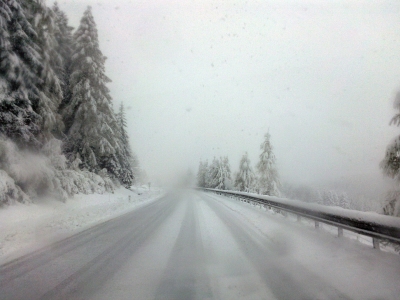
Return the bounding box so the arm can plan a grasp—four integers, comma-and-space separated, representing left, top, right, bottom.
0, 187, 163, 263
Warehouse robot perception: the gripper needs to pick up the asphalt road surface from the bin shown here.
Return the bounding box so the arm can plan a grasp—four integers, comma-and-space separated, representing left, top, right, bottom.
0, 190, 397, 300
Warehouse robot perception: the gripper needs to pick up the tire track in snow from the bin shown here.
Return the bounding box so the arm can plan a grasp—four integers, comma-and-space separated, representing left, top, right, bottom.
195, 193, 277, 299
155, 194, 212, 300
0, 194, 178, 300
200, 192, 352, 300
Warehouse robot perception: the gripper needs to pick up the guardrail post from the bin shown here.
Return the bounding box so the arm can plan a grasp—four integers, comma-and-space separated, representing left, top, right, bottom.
315, 221, 319, 229
338, 227, 343, 238
297, 215, 301, 222
373, 238, 380, 250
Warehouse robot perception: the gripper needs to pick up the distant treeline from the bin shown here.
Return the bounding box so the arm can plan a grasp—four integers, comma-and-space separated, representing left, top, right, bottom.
196, 131, 384, 213
197, 132, 280, 196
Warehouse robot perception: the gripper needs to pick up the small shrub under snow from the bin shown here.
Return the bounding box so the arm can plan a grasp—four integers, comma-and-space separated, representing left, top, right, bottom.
0, 136, 115, 205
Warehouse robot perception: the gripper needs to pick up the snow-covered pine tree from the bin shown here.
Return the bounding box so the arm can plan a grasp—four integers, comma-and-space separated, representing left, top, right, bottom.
116, 103, 131, 156
338, 192, 350, 209
318, 190, 350, 209
381, 90, 400, 217
234, 152, 256, 192
130, 151, 142, 183
0, 0, 42, 147
22, 0, 64, 140
381, 91, 400, 181
319, 190, 336, 206
214, 158, 224, 189
256, 132, 280, 196
115, 102, 134, 187
222, 156, 232, 189
52, 2, 73, 111
206, 157, 220, 188
62, 6, 122, 181
382, 190, 400, 217
214, 156, 231, 190
196, 160, 207, 188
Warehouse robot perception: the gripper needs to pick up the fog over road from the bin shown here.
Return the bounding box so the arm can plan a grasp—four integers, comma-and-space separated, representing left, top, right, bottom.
1, 191, 399, 300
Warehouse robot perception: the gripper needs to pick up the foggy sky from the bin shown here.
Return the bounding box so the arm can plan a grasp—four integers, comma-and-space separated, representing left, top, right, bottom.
57, 0, 400, 196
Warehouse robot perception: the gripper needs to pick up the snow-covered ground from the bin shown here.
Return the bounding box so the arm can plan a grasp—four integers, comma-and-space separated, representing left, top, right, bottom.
2, 189, 399, 299
0, 186, 163, 264
205, 192, 400, 299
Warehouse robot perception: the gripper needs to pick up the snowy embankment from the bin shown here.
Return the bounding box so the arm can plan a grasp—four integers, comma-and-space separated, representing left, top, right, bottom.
0, 187, 163, 263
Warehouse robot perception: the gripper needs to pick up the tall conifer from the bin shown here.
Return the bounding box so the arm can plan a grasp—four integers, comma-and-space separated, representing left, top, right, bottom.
235, 152, 256, 192
52, 2, 73, 112
23, 0, 64, 139
0, 0, 42, 147
115, 102, 134, 187
256, 132, 280, 196
62, 6, 121, 180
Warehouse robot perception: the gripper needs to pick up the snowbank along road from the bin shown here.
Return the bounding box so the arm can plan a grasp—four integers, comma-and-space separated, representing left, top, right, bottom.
1, 190, 399, 300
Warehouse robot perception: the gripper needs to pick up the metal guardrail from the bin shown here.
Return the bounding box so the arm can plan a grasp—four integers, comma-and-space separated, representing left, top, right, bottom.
200, 188, 400, 249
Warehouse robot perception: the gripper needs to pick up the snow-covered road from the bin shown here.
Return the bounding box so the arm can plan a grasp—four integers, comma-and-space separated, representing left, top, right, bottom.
1, 190, 399, 300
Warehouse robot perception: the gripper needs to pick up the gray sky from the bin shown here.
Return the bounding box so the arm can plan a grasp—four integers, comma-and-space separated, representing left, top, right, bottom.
56, 0, 400, 195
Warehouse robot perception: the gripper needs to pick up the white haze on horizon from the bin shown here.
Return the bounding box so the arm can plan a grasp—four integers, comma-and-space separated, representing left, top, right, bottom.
56, 0, 400, 199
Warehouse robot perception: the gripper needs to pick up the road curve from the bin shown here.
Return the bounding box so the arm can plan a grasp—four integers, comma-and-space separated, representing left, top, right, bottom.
0, 190, 396, 299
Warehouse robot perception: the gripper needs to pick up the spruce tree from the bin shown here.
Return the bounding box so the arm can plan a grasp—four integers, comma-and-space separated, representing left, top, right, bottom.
115, 102, 134, 187
234, 152, 256, 192
116, 103, 131, 157
206, 157, 219, 188
62, 6, 122, 180
381, 91, 400, 216
22, 0, 64, 140
223, 157, 232, 188
52, 2, 73, 111
381, 91, 400, 181
256, 132, 280, 196
197, 160, 208, 188
215, 156, 231, 190
0, 0, 42, 147
130, 151, 141, 183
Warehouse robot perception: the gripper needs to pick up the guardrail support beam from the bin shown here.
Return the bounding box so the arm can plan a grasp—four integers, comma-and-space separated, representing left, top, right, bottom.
373, 238, 380, 250
338, 227, 343, 238
315, 221, 320, 229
